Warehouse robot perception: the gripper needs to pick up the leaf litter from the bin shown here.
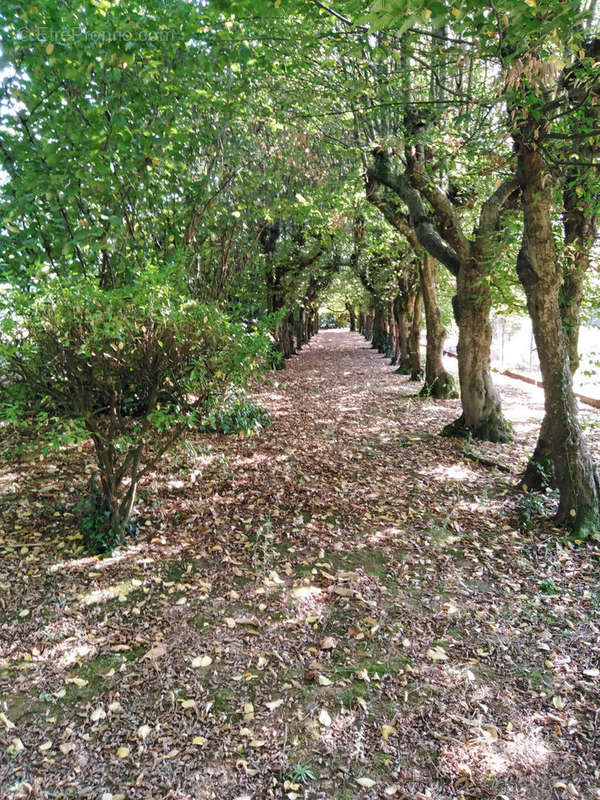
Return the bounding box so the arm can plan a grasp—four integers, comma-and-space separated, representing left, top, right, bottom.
1, 329, 600, 800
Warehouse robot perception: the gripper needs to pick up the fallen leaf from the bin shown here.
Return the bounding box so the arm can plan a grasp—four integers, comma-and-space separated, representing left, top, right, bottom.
191, 655, 212, 668
0, 712, 16, 730
90, 705, 106, 722
356, 777, 376, 788
116, 746, 130, 758
320, 636, 337, 650
65, 677, 88, 687
318, 708, 332, 726
137, 724, 152, 740
9, 738, 25, 755
426, 646, 448, 661
39, 740, 53, 752
143, 643, 167, 660
265, 699, 284, 710
381, 724, 396, 740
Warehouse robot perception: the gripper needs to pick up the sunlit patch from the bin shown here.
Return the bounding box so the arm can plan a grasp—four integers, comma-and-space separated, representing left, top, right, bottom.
442, 722, 551, 780
288, 584, 326, 619
48, 542, 146, 573
426, 463, 475, 481
79, 580, 135, 607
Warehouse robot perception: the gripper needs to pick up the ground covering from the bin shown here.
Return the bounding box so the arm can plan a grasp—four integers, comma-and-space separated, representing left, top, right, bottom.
1, 330, 600, 800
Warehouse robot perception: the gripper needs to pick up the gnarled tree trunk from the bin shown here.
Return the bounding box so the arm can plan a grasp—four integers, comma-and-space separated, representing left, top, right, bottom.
442, 253, 512, 442
517, 142, 600, 537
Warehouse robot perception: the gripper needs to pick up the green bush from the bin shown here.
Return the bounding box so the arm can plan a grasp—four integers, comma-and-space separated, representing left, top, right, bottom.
200, 391, 272, 436
0, 280, 269, 553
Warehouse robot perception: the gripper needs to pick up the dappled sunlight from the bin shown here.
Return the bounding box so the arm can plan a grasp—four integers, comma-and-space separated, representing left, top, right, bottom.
79, 579, 137, 607
288, 583, 327, 618
442, 720, 552, 781
424, 462, 477, 482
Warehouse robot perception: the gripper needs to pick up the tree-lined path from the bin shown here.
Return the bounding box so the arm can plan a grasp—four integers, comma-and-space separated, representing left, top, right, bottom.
2, 331, 600, 800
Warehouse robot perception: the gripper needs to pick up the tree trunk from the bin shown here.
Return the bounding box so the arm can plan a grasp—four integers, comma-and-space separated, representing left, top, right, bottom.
418, 254, 457, 398
395, 292, 414, 374
346, 303, 357, 332
523, 199, 594, 489
442, 255, 512, 442
516, 142, 600, 537
295, 306, 306, 351
409, 288, 423, 381
364, 312, 373, 340
388, 299, 399, 363
371, 305, 387, 352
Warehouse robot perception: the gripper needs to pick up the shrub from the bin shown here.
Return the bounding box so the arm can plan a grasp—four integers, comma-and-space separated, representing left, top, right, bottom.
199, 390, 272, 436
0, 280, 268, 553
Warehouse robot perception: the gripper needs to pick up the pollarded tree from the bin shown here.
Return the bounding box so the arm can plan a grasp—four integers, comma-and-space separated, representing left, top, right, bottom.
368, 0, 600, 537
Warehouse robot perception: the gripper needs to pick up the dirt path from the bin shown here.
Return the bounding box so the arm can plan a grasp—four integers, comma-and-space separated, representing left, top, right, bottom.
1, 330, 600, 800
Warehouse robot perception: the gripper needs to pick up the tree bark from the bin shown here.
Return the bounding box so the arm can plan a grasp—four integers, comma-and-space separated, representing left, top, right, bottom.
371, 305, 387, 352
442, 251, 512, 442
516, 142, 600, 537
387, 299, 399, 364
419, 254, 457, 398
409, 288, 423, 381
346, 303, 357, 332
366, 159, 514, 439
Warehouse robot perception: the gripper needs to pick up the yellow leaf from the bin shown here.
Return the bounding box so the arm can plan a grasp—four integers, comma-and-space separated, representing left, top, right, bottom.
46, 43, 54, 55
39, 740, 53, 752
0, 712, 16, 730
317, 673, 332, 686
524, 0, 536, 5
243, 703, 254, 720
249, 739, 266, 747
381, 724, 396, 740
9, 738, 25, 755
451, 7, 461, 17
191, 655, 212, 668
274, 0, 282, 6
90, 706, 106, 722
181, 699, 197, 710
116, 746, 130, 758
192, 736, 206, 745
426, 646, 448, 661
